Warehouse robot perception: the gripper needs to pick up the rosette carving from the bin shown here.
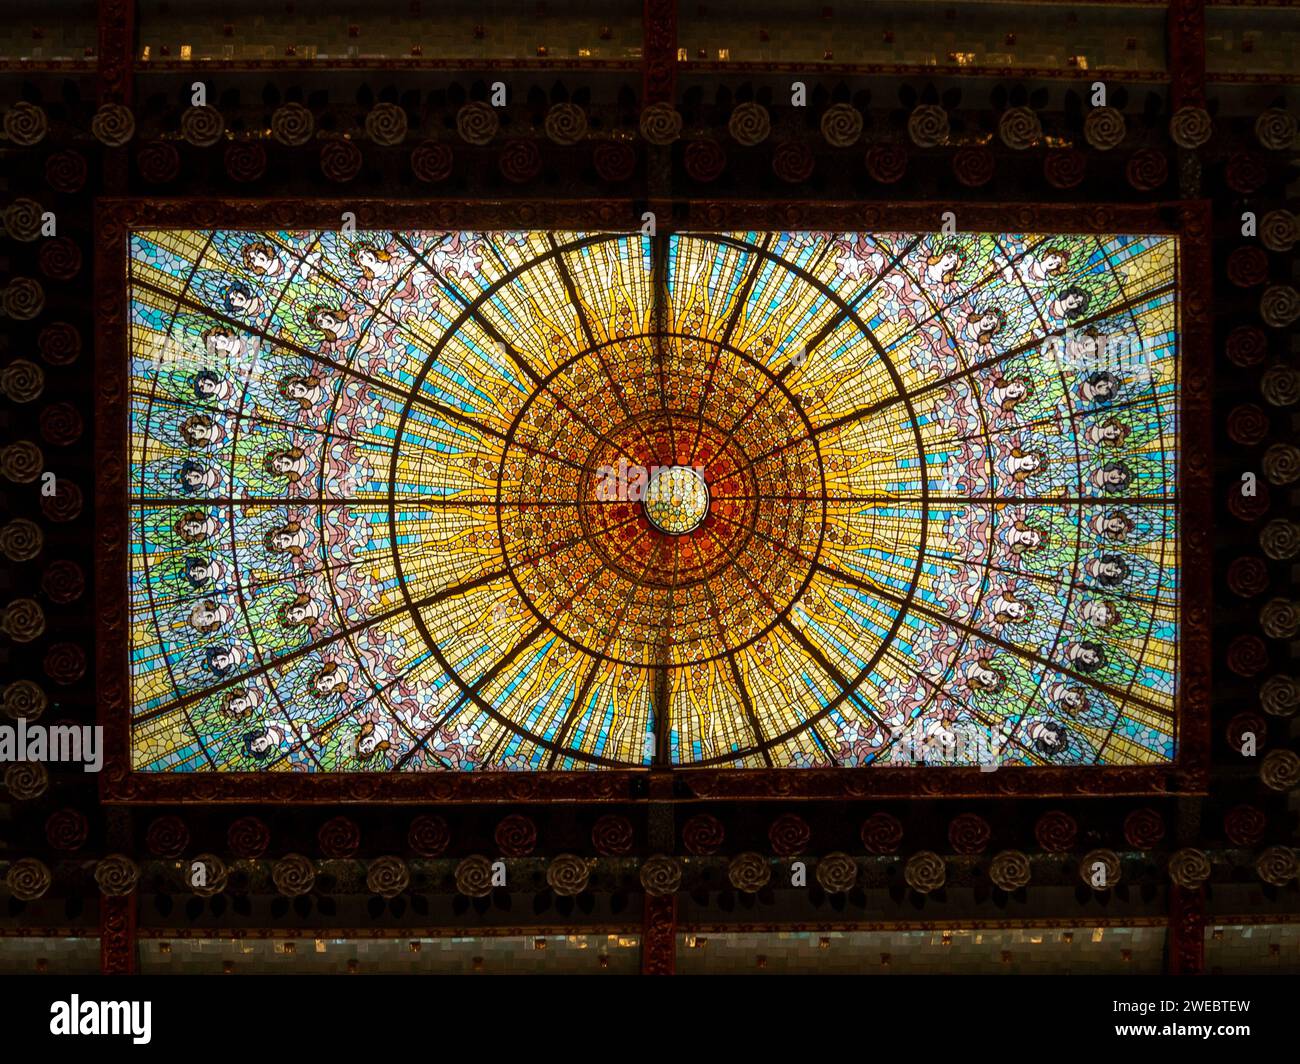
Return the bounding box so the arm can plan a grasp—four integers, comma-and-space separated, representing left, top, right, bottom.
2, 278, 45, 321
7, 858, 52, 900
1260, 598, 1299, 640
592, 814, 634, 856
772, 141, 814, 183
1123, 808, 1165, 850
768, 813, 810, 856
457, 102, 499, 145
865, 143, 906, 183
95, 854, 140, 896
948, 813, 991, 855
3, 101, 47, 146
1, 599, 45, 642
36, 323, 77, 364
136, 141, 180, 183
145, 815, 189, 858
820, 103, 862, 147
1227, 635, 1269, 677
37, 239, 81, 281
366, 856, 410, 898
546, 853, 593, 896
728, 102, 771, 146
408, 814, 450, 856
1226, 712, 1266, 754
640, 103, 682, 146
494, 814, 536, 857
41, 481, 83, 523
272, 854, 316, 897
728, 852, 771, 893
320, 139, 362, 182
1259, 675, 1298, 717
318, 816, 360, 858
1256, 847, 1298, 887
2, 679, 46, 720
999, 106, 1042, 150
1263, 443, 1300, 485
1261, 367, 1299, 409
989, 849, 1031, 890
271, 102, 314, 146
42, 560, 86, 602
91, 104, 134, 147
181, 105, 225, 147
3, 198, 42, 241
0, 599, 43, 644
1169, 106, 1212, 149
455, 855, 493, 897
1167, 849, 1211, 889
45, 150, 87, 193
907, 105, 948, 148
544, 103, 587, 145
860, 812, 903, 854
593, 141, 636, 182
1223, 804, 1266, 847
4, 763, 48, 799
1226, 557, 1268, 598
1227, 246, 1268, 288
953, 147, 995, 187
1084, 106, 1125, 150
1255, 108, 1297, 151
1226, 152, 1267, 194
904, 851, 946, 894
1034, 810, 1077, 852
224, 142, 266, 183
41, 402, 84, 447
0, 519, 42, 562
227, 816, 270, 858
1260, 749, 1300, 792
0, 441, 41, 482
190, 854, 228, 897
411, 141, 453, 183
1260, 286, 1300, 328
1125, 148, 1168, 191
682, 813, 724, 855
499, 139, 541, 184
1260, 210, 1297, 253
365, 102, 408, 145
1227, 404, 1268, 446
685, 139, 726, 182
45, 808, 87, 851
815, 852, 858, 893
640, 855, 682, 896
1226, 325, 1267, 367
1079, 849, 1121, 889
1043, 149, 1085, 188
42, 644, 84, 686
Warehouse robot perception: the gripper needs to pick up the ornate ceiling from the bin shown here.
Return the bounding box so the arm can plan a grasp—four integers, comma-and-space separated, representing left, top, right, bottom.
0, 0, 1296, 978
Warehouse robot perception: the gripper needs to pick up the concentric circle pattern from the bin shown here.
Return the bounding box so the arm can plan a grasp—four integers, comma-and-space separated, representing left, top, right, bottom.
127, 228, 1180, 772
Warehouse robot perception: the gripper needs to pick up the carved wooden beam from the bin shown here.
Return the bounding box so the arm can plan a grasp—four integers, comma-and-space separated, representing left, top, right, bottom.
641, 895, 677, 975
642, 0, 678, 106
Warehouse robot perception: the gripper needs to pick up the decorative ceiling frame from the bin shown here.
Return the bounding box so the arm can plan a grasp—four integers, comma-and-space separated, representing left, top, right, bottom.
94, 196, 1213, 805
